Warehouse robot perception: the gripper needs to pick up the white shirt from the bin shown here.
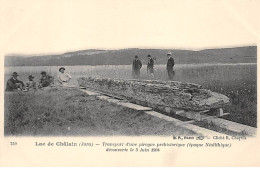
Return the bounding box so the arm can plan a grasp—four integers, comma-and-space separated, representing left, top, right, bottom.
57, 72, 71, 82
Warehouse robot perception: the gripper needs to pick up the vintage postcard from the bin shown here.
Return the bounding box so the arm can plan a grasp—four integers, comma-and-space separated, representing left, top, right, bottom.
0, 0, 259, 167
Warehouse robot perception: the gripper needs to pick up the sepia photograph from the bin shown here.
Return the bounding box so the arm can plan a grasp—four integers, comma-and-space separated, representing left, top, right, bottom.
4, 46, 257, 137
1, 0, 260, 167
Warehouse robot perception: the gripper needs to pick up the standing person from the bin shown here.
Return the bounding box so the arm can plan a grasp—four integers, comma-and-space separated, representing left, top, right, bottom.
38, 71, 54, 88
56, 67, 71, 86
132, 55, 142, 79
166, 52, 175, 80
5, 72, 25, 91
147, 54, 155, 78
25, 75, 37, 91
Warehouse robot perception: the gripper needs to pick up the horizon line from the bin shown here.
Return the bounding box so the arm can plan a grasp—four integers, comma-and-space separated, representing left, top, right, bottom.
6, 44, 257, 57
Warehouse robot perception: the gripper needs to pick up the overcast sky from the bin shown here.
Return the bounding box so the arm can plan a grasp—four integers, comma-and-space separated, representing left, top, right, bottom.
1, 0, 260, 55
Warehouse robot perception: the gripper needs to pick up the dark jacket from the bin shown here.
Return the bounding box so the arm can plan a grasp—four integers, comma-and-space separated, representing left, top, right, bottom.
132, 59, 142, 70
39, 75, 54, 87
5, 77, 24, 91
26, 80, 37, 90
167, 57, 175, 70
147, 58, 154, 68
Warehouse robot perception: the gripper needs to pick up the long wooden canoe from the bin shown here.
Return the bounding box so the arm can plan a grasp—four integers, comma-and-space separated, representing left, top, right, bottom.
77, 76, 230, 111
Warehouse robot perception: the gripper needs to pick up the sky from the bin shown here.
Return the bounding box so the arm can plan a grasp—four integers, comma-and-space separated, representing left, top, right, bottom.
1, 0, 260, 55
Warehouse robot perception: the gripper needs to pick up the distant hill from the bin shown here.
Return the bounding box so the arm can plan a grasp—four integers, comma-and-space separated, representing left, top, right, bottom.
5, 46, 257, 66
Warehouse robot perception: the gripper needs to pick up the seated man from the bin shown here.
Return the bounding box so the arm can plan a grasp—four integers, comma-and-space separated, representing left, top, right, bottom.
56, 67, 71, 86
25, 75, 37, 91
6, 72, 25, 91
38, 71, 54, 88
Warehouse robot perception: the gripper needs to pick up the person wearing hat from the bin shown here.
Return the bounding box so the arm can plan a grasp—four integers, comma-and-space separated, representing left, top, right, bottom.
147, 54, 155, 78
25, 75, 37, 91
166, 52, 175, 80
5, 72, 25, 91
38, 71, 54, 88
132, 55, 142, 79
56, 67, 71, 86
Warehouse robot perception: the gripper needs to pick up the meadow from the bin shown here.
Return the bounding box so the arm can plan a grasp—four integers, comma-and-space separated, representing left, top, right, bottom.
4, 89, 197, 136
5, 63, 257, 128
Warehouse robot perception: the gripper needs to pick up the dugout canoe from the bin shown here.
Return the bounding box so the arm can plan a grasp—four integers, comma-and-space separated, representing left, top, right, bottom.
77, 76, 230, 111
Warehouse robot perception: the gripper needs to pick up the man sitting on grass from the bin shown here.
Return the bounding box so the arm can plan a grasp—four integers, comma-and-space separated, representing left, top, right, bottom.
38, 71, 54, 89
5, 72, 25, 92
25, 75, 37, 91
56, 67, 71, 86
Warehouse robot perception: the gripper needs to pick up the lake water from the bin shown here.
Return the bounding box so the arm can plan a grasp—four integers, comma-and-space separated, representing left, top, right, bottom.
4, 63, 257, 86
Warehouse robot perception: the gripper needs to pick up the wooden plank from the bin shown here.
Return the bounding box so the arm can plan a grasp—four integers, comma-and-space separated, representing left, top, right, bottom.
175, 120, 195, 125
201, 115, 257, 136
145, 111, 182, 123
144, 111, 227, 137
218, 108, 224, 116
117, 102, 152, 111
97, 95, 111, 100
81, 89, 101, 96
106, 98, 122, 103
181, 124, 227, 137
56, 85, 86, 89
84, 87, 126, 100
200, 113, 230, 121
79, 89, 243, 136
95, 95, 123, 104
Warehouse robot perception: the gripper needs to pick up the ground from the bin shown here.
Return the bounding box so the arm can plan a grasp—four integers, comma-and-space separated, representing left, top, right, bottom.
4, 88, 197, 136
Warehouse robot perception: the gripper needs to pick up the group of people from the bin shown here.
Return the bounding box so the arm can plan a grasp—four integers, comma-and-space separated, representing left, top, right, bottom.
6, 52, 175, 92
6, 67, 72, 92
132, 52, 175, 80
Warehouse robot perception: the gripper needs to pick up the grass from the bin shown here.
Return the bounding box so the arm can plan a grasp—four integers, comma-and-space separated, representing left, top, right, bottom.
4, 89, 197, 136
5, 63, 257, 129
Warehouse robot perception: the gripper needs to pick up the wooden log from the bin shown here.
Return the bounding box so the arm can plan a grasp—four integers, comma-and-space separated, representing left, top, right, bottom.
77, 76, 230, 111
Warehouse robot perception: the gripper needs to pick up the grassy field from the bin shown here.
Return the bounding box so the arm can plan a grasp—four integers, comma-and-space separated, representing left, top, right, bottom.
5, 63, 257, 131
4, 89, 197, 136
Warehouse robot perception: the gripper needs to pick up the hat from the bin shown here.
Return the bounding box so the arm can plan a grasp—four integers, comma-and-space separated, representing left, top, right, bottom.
12, 72, 19, 76
135, 55, 138, 58
28, 75, 34, 79
147, 54, 151, 57
167, 52, 172, 55
59, 67, 65, 72
41, 71, 47, 75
